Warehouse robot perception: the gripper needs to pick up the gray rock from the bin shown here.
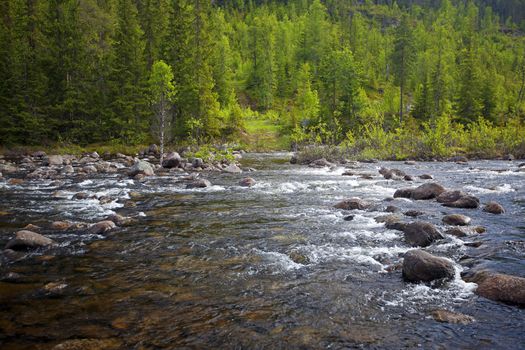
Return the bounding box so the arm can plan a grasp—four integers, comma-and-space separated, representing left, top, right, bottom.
128, 160, 154, 177
402, 221, 443, 247
45, 155, 64, 166
192, 158, 204, 168
223, 164, 242, 174
419, 174, 433, 179
402, 249, 455, 282
483, 201, 505, 214
162, 152, 181, 168
5, 230, 56, 250
63, 165, 74, 174
442, 214, 471, 226
404, 210, 424, 217
309, 158, 332, 168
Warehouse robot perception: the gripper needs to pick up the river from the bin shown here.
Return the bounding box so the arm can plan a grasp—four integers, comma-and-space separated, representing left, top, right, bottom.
1, 153, 524, 349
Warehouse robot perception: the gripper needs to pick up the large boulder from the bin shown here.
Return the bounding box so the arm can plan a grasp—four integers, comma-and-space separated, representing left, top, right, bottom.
86, 221, 116, 235
402, 221, 443, 247
5, 230, 56, 250
162, 152, 181, 168
442, 195, 480, 209
411, 183, 446, 200
334, 197, 371, 211
402, 249, 455, 282
44, 155, 64, 166
442, 214, 471, 226
483, 201, 505, 214
128, 160, 154, 177
436, 190, 467, 204
463, 271, 525, 306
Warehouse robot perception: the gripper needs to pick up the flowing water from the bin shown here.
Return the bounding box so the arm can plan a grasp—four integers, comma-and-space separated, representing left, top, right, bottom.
0, 154, 524, 349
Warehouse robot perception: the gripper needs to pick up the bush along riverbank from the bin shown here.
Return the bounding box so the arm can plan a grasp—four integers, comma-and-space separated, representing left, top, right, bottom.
291, 115, 525, 164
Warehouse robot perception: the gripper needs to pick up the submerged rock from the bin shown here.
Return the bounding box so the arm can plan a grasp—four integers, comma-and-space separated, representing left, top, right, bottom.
404, 210, 424, 217
289, 251, 310, 265
186, 179, 212, 189
463, 271, 525, 306
431, 309, 475, 324
402, 221, 443, 247
402, 249, 455, 282
5, 230, 56, 250
442, 214, 471, 226
334, 198, 371, 211
483, 201, 505, 214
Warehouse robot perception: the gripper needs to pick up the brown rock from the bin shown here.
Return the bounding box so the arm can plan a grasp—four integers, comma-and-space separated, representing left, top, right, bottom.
442, 195, 480, 209
86, 221, 116, 235
393, 188, 414, 199
51, 221, 72, 231
431, 309, 474, 324
402, 249, 455, 282
239, 177, 256, 187
7, 178, 24, 185
334, 197, 371, 211
404, 210, 424, 217
52, 338, 122, 350
402, 221, 443, 247
483, 201, 505, 214
186, 179, 212, 189
436, 190, 468, 204
5, 230, 56, 250
411, 182, 446, 200
442, 214, 471, 226
463, 271, 525, 306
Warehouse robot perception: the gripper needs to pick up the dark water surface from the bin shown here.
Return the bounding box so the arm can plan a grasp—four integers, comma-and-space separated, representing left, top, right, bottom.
1, 154, 524, 349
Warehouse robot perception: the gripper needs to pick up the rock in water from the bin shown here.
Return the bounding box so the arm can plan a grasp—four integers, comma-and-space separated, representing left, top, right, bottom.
334, 198, 371, 211
186, 179, 212, 189
436, 190, 467, 203
411, 182, 446, 200
393, 188, 415, 199
5, 230, 56, 250
442, 195, 480, 209
239, 177, 256, 187
431, 310, 475, 324
402, 221, 443, 247
442, 214, 471, 226
483, 201, 505, 214
128, 160, 154, 177
463, 271, 525, 306
87, 221, 116, 235
402, 249, 455, 282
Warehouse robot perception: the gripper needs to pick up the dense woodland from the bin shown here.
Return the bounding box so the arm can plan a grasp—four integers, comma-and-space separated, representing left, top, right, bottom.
1, 0, 525, 157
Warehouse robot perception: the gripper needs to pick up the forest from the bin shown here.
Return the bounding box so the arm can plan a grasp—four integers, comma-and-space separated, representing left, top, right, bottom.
1, 0, 524, 158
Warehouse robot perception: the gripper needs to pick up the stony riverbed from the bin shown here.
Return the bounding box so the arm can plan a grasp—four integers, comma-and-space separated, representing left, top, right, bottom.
0, 152, 524, 349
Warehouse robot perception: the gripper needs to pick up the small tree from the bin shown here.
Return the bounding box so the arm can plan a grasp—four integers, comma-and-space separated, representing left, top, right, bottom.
149, 60, 176, 165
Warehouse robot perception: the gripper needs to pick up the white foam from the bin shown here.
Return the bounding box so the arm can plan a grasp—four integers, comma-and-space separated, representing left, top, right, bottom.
464, 183, 514, 194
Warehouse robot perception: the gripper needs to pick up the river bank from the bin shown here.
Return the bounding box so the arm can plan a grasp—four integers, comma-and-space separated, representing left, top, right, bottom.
1, 152, 524, 349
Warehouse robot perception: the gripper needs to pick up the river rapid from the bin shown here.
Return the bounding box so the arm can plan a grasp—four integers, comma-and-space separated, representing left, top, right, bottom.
0, 153, 524, 349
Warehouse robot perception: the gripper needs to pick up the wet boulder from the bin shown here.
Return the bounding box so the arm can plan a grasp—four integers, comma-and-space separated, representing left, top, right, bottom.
162, 152, 181, 168
385, 205, 400, 213
379, 167, 406, 180
393, 188, 415, 199
239, 177, 256, 187
442, 195, 480, 209
404, 210, 424, 217
402, 249, 455, 282
86, 221, 116, 235
7, 178, 24, 186
128, 160, 154, 177
289, 251, 310, 265
107, 214, 134, 226
463, 271, 525, 306
5, 230, 56, 250
402, 221, 443, 247
442, 214, 471, 226
411, 182, 446, 200
334, 197, 371, 211
436, 190, 467, 204
186, 179, 212, 189
483, 201, 505, 215
403, 175, 414, 181
50, 221, 73, 231
374, 214, 401, 224
419, 174, 434, 180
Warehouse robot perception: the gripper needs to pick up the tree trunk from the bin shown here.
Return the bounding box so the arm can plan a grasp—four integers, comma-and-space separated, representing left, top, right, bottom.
400, 82, 404, 124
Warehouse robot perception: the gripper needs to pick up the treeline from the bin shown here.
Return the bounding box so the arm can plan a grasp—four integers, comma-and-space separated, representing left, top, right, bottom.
0, 0, 524, 149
